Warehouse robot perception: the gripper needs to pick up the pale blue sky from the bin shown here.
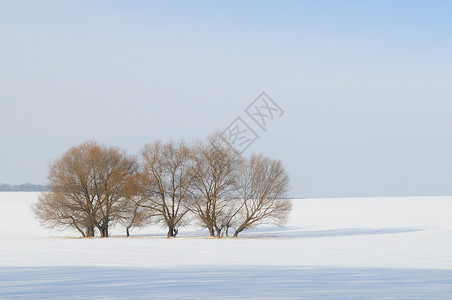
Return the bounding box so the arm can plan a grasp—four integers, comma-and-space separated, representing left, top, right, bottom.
1, 1, 452, 197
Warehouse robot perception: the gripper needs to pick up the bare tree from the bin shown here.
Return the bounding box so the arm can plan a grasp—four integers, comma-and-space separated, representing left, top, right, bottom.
141, 141, 192, 237
215, 198, 242, 237
117, 195, 153, 237
32, 141, 138, 237
33, 192, 93, 237
188, 133, 242, 237
33, 135, 292, 239
233, 154, 291, 237
115, 174, 154, 237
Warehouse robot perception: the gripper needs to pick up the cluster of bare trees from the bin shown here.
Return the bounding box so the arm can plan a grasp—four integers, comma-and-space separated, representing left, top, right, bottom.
33, 134, 291, 238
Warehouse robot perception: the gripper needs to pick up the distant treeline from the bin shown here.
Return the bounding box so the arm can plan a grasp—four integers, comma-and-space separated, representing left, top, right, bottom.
0, 183, 50, 192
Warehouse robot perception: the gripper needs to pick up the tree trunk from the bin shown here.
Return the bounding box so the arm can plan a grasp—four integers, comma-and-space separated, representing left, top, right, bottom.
98, 226, 109, 237
98, 218, 110, 237
86, 226, 95, 237
167, 224, 178, 238
126, 227, 130, 237
233, 226, 244, 237
167, 225, 174, 238
207, 226, 215, 237
214, 226, 222, 238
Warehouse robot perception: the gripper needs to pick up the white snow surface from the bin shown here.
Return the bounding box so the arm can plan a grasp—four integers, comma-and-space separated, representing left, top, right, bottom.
1, 192, 452, 299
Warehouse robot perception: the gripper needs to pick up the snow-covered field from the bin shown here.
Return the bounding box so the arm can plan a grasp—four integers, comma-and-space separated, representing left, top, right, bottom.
1, 192, 452, 299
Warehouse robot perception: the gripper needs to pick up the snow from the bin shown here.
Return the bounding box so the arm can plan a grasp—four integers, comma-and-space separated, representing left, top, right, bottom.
1, 192, 452, 299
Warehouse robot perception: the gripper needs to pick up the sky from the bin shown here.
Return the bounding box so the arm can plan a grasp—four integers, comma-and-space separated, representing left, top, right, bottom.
1, 0, 452, 198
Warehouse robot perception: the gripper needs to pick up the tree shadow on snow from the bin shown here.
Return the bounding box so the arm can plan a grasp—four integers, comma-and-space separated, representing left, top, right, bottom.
1, 266, 451, 299
115, 227, 425, 239
237, 226, 425, 239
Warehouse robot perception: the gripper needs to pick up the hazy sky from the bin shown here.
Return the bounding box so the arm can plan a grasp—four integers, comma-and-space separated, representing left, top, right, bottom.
1, 1, 452, 197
